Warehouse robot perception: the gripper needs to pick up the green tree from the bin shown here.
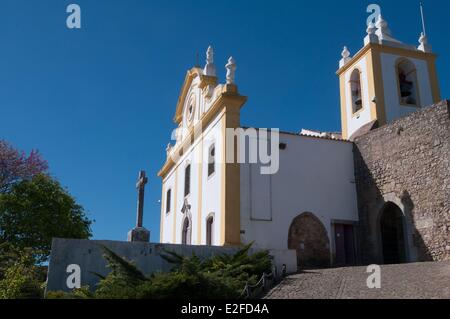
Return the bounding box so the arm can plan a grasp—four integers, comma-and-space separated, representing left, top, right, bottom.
0, 248, 44, 299
0, 174, 92, 262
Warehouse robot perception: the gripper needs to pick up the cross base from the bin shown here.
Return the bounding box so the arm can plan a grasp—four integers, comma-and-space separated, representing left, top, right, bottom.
127, 227, 150, 243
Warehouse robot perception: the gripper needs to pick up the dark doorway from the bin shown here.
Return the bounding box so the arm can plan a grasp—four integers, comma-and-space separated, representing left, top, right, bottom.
182, 217, 191, 245
206, 216, 214, 246
334, 224, 356, 267
380, 202, 406, 264
288, 213, 330, 269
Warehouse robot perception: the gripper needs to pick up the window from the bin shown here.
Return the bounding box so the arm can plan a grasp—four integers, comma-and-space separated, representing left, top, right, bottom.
350, 69, 363, 114
208, 144, 215, 177
206, 215, 214, 246
188, 104, 194, 120
397, 59, 419, 106
165, 189, 171, 214
184, 164, 191, 197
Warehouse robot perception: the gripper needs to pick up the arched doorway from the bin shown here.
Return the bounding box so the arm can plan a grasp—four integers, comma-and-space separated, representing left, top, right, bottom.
380, 202, 407, 264
182, 217, 192, 245
206, 215, 214, 246
288, 213, 330, 268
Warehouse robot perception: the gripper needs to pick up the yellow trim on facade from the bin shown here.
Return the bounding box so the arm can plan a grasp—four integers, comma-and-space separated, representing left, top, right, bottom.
158, 88, 247, 178
339, 47, 372, 139
426, 56, 441, 103
338, 41, 441, 138
173, 67, 203, 124
337, 43, 437, 75
219, 85, 243, 246
369, 45, 387, 126
339, 74, 348, 139
365, 50, 378, 121
174, 68, 219, 124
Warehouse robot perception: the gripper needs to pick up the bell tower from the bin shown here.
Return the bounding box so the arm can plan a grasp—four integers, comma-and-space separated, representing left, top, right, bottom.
337, 14, 441, 140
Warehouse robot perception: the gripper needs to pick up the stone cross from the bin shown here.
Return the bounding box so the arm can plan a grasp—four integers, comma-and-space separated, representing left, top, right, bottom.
135, 170, 148, 228
128, 170, 150, 243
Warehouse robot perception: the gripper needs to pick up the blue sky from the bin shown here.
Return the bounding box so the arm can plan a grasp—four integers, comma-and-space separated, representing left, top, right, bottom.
1, 0, 449, 242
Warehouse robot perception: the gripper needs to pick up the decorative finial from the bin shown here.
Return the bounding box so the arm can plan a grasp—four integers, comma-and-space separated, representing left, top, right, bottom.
374, 14, 402, 44
375, 15, 393, 41
419, 32, 426, 43
366, 22, 376, 35
166, 143, 173, 156
418, 32, 431, 52
339, 46, 352, 68
206, 46, 213, 63
375, 15, 387, 30
225, 56, 236, 85
364, 22, 379, 45
203, 45, 217, 76
341, 46, 350, 59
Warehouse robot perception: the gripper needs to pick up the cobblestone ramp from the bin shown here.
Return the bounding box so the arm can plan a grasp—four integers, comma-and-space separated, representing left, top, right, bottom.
265, 262, 450, 299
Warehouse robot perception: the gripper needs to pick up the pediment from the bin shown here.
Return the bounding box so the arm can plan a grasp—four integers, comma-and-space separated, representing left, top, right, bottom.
173, 67, 203, 124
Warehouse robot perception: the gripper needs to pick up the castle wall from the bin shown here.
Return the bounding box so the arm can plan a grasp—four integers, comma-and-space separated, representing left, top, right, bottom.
353, 101, 450, 264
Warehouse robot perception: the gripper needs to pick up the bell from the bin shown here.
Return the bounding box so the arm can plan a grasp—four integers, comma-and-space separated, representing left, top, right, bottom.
400, 81, 413, 97
405, 96, 416, 105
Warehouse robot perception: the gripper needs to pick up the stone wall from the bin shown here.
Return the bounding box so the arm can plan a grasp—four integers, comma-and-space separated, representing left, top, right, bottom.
353, 101, 450, 264
46, 238, 297, 293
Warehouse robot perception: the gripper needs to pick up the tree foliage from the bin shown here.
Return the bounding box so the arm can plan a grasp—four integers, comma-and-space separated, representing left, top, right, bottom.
0, 248, 45, 299
48, 243, 272, 299
0, 140, 48, 194
0, 174, 92, 262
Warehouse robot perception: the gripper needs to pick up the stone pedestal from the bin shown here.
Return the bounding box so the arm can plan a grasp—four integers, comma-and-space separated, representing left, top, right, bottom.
127, 227, 150, 243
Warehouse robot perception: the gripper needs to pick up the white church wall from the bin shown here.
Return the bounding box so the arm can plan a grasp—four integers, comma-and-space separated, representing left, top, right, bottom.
160, 171, 175, 244
381, 53, 434, 122
199, 114, 224, 246
344, 57, 372, 138
240, 133, 359, 251
161, 111, 225, 246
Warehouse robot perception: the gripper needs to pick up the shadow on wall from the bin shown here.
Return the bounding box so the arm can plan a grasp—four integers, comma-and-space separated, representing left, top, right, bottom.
353, 146, 432, 265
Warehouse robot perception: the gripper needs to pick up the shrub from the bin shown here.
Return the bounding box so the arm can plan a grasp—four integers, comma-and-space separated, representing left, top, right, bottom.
0, 249, 44, 299
48, 243, 272, 299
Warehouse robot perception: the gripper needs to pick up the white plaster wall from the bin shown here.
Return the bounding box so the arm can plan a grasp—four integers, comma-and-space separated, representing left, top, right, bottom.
199, 115, 223, 246
345, 57, 372, 138
240, 133, 359, 251
381, 53, 434, 123
161, 112, 224, 246
161, 172, 175, 244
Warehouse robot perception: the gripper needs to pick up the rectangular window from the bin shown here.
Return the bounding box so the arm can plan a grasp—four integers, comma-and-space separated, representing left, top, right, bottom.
208, 145, 215, 177
165, 189, 171, 213
184, 165, 191, 197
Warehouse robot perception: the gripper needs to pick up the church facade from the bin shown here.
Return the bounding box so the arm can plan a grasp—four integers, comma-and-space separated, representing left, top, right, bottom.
158, 13, 449, 268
